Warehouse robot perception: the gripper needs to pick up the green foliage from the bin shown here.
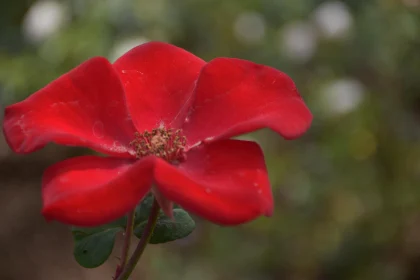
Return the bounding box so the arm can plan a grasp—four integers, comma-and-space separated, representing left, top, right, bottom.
134, 209, 196, 244
72, 196, 195, 268
73, 226, 122, 268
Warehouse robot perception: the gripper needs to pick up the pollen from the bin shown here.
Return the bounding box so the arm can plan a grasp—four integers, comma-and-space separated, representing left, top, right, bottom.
130, 128, 187, 162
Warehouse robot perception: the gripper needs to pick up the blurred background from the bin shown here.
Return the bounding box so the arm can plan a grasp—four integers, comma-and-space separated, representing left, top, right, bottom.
1, 0, 420, 279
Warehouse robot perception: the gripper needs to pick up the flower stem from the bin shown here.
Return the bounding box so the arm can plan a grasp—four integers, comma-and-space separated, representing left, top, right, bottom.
115, 199, 160, 280
114, 210, 135, 278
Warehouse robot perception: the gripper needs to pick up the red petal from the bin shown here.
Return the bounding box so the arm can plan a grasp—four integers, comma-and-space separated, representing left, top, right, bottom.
43, 140, 272, 226
151, 187, 174, 219
154, 140, 273, 225
3, 57, 137, 157
113, 42, 206, 131
42, 156, 154, 227
183, 58, 313, 146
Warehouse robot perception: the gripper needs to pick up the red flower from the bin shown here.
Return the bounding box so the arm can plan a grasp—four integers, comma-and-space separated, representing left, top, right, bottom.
2, 42, 312, 227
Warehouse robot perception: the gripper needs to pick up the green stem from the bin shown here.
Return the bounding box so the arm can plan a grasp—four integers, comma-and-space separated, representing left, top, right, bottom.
115, 210, 135, 278
115, 199, 160, 280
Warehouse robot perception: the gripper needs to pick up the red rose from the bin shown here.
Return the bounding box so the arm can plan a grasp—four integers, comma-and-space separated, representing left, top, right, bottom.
2, 42, 312, 227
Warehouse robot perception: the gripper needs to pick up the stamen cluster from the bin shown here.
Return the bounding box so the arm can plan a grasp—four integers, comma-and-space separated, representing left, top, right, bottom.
130, 128, 187, 162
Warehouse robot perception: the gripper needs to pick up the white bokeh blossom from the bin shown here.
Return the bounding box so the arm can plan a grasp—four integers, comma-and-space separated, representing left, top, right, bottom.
280, 21, 318, 62
320, 78, 365, 116
313, 1, 353, 39
234, 12, 266, 45
109, 37, 150, 62
22, 0, 69, 44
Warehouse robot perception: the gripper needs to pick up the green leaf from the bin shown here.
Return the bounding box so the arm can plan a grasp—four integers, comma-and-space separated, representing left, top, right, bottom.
71, 195, 152, 269
71, 194, 196, 268
72, 226, 123, 268
134, 208, 196, 244
134, 194, 155, 224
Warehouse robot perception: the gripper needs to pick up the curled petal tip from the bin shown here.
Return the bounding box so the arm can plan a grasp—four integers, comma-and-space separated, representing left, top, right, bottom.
42, 208, 54, 223
263, 207, 274, 217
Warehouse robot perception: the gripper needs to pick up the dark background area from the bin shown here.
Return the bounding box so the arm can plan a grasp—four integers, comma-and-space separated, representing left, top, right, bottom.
1, 0, 420, 279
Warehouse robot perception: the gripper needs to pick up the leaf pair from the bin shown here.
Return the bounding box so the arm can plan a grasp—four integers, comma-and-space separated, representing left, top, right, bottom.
72, 195, 195, 268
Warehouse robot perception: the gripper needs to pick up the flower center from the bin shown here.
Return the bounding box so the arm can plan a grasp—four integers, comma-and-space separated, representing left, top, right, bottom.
130, 128, 187, 162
